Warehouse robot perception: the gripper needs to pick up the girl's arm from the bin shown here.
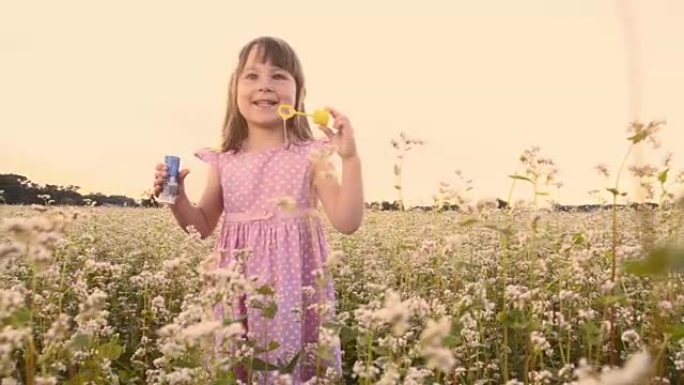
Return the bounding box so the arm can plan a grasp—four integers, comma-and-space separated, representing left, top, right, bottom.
314, 106, 364, 234
315, 155, 364, 234
170, 167, 224, 240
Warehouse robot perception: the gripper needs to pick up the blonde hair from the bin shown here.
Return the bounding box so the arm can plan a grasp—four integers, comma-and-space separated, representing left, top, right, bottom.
220, 37, 313, 152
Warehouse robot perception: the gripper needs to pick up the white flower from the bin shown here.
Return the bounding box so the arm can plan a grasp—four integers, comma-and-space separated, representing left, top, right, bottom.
180, 321, 221, 343
424, 346, 456, 373
318, 326, 340, 350
352, 360, 379, 380
657, 301, 673, 315
375, 362, 400, 385
45, 313, 71, 344
605, 351, 652, 383
558, 363, 574, 379
505, 285, 531, 310
418, 316, 455, 373
302, 286, 317, 298
529, 370, 553, 385
420, 316, 451, 346
34, 376, 57, 385
530, 331, 551, 354
575, 350, 651, 385
621, 329, 640, 345
445, 235, 464, 252
217, 322, 245, 342
275, 374, 293, 385
326, 250, 344, 270
78, 288, 108, 320
165, 367, 195, 385
559, 290, 580, 302
402, 367, 431, 385
579, 309, 597, 322
601, 281, 616, 294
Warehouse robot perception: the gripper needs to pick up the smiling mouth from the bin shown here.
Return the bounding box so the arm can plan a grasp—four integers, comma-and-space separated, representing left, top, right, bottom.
253, 100, 278, 107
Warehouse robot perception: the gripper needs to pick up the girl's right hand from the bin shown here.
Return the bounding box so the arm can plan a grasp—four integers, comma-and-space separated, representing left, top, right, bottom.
153, 163, 190, 198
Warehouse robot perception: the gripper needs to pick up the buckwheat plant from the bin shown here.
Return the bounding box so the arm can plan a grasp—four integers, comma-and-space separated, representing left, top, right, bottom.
391, 132, 424, 211
2, 120, 683, 384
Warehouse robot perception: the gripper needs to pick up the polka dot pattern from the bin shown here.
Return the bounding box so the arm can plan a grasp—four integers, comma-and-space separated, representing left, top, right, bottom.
194, 139, 342, 383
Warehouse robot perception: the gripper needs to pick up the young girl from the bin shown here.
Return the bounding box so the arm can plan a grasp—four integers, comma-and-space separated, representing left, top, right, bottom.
152, 36, 364, 383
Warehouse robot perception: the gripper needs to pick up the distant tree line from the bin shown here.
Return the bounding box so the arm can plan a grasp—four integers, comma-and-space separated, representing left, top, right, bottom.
364, 199, 509, 212
1, 173, 662, 212
0, 174, 158, 207
364, 199, 658, 213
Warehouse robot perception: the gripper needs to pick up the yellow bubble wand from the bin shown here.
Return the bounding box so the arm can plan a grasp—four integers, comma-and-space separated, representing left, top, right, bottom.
277, 104, 330, 126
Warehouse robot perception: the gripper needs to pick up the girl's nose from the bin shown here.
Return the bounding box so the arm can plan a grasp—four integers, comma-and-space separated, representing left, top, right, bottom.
258, 79, 275, 92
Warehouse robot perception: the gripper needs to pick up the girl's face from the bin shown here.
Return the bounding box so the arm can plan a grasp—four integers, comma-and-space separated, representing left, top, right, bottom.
236, 47, 297, 131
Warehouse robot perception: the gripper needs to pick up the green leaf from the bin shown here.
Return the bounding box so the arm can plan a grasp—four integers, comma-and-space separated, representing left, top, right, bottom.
8, 308, 30, 327
606, 188, 620, 196
599, 295, 627, 306
509, 175, 533, 183
443, 335, 462, 348
372, 345, 389, 356
664, 323, 684, 340
280, 351, 301, 374
215, 370, 235, 385
572, 233, 587, 247
256, 341, 280, 354
222, 315, 247, 326
393, 184, 401, 190
117, 370, 135, 384
579, 322, 601, 343
70, 333, 92, 350
623, 245, 684, 277
658, 169, 669, 184
535, 191, 550, 196
251, 358, 280, 371
322, 321, 341, 330
627, 130, 648, 144
97, 341, 123, 360
66, 369, 96, 385
256, 285, 275, 296
459, 218, 479, 227
262, 301, 278, 319
339, 325, 355, 344
175, 355, 201, 368
316, 346, 334, 361
484, 224, 513, 236
495, 310, 540, 331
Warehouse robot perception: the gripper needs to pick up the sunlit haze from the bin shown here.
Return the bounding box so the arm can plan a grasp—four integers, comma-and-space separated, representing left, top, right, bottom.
2, 0, 683, 206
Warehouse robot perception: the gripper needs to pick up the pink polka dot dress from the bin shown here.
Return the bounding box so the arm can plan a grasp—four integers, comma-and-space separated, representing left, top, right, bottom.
194, 138, 342, 384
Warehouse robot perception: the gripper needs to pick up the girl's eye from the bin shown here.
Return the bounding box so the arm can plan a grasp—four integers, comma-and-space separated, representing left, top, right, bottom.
244, 73, 258, 80
273, 73, 288, 80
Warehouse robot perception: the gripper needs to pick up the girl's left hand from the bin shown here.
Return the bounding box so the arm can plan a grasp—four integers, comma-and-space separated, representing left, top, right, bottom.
317, 107, 358, 160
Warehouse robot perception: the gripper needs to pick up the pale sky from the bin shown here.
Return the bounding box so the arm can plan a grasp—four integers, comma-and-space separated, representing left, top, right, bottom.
1, 0, 683, 206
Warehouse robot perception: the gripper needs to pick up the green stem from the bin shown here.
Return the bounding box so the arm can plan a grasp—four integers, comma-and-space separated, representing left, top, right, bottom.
558, 300, 567, 365
501, 234, 510, 384
365, 332, 373, 385
523, 350, 533, 385
606, 144, 634, 368
26, 253, 37, 385
398, 156, 405, 211
500, 177, 517, 383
